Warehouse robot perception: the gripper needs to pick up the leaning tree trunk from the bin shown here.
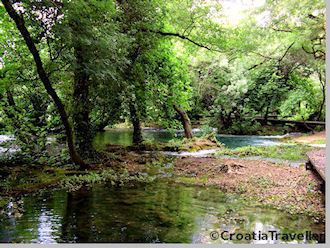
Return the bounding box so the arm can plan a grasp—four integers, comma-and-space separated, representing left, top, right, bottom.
2, 0, 86, 168
72, 43, 93, 157
173, 104, 193, 139
129, 102, 143, 145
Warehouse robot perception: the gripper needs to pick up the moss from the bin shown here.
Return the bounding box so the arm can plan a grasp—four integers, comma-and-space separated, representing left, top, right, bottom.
0, 161, 156, 196
161, 134, 223, 152
59, 168, 155, 191
0, 166, 73, 194
216, 144, 314, 161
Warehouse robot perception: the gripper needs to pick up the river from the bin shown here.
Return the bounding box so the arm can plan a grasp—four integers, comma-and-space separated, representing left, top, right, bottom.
93, 128, 283, 149
0, 180, 324, 243
0, 129, 324, 243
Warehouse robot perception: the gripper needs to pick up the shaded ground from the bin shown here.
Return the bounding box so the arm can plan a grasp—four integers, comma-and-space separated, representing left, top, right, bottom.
0, 149, 171, 201
173, 157, 325, 221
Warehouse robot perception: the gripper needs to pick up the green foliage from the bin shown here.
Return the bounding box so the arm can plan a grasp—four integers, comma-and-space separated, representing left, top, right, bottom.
279, 73, 324, 120
199, 125, 215, 136
143, 40, 192, 128
0, 0, 326, 167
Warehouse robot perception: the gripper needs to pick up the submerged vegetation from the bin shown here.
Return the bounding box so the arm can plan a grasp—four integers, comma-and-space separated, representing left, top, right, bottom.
0, 162, 155, 196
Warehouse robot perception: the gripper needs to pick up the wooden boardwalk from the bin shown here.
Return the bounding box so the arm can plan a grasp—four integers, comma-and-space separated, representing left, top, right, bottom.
254, 117, 325, 126
306, 148, 326, 191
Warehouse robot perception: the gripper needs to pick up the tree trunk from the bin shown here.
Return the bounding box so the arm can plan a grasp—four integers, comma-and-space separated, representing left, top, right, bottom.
173, 104, 193, 139
220, 111, 232, 130
3, 90, 32, 145
316, 73, 326, 121
129, 102, 143, 145
263, 106, 269, 125
6, 90, 16, 108
317, 90, 325, 121
27, 90, 48, 128
72, 43, 93, 157
2, 0, 87, 168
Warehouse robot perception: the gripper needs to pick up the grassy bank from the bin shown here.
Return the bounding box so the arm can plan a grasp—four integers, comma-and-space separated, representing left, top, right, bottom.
216, 144, 315, 161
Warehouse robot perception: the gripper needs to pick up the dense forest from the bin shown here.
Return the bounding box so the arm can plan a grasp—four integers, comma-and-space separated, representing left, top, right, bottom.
0, 0, 326, 244
0, 0, 325, 167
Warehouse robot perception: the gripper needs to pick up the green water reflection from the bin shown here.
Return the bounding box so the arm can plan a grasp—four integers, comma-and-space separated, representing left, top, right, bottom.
0, 180, 324, 243
93, 129, 281, 149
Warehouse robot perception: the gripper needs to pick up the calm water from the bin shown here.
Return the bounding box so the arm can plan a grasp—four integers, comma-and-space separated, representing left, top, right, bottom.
93, 129, 282, 149
1, 130, 324, 243
0, 180, 324, 243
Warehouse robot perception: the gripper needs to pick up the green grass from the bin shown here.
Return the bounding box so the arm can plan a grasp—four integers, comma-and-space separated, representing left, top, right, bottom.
216, 144, 315, 161
311, 139, 326, 144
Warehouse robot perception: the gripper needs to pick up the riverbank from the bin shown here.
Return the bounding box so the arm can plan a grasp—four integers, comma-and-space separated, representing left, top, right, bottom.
0, 151, 164, 211
114, 145, 325, 220
172, 157, 324, 220
0, 132, 326, 222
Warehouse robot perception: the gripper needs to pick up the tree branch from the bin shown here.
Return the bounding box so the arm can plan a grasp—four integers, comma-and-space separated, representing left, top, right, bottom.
250, 51, 274, 60
248, 60, 268, 71
278, 42, 295, 62
248, 42, 295, 71
271, 27, 292, 33
140, 29, 221, 52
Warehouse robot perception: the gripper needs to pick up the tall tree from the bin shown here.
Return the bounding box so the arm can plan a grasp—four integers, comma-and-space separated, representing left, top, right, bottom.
1, 0, 86, 167
116, 0, 164, 145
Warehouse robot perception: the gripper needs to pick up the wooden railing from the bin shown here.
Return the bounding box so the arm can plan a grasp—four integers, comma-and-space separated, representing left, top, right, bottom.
254, 117, 325, 127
